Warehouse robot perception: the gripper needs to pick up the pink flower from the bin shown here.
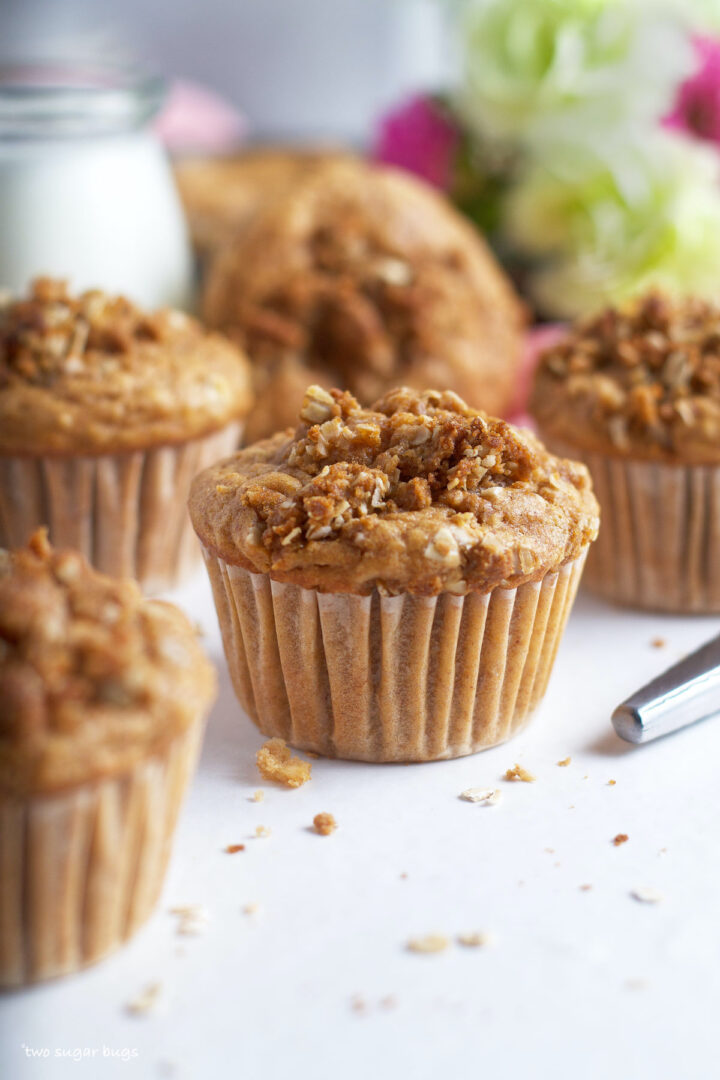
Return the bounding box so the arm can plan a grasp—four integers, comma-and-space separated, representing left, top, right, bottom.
665, 37, 720, 145
154, 79, 246, 155
372, 95, 459, 190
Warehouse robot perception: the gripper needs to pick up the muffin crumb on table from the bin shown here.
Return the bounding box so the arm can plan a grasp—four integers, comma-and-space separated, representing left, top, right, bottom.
505, 764, 536, 783
256, 737, 312, 788
313, 812, 337, 835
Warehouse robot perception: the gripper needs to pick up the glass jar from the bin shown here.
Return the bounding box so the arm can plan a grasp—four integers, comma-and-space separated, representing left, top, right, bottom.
0, 62, 193, 309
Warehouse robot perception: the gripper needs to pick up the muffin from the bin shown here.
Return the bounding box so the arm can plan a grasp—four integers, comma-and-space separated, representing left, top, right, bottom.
0, 530, 216, 986
174, 146, 356, 262
189, 385, 598, 762
531, 292, 720, 612
0, 278, 253, 590
203, 158, 526, 443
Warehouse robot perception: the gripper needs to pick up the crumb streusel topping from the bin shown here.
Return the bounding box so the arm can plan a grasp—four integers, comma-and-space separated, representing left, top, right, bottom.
189, 385, 598, 596
532, 292, 720, 462
0, 277, 252, 455
0, 530, 216, 796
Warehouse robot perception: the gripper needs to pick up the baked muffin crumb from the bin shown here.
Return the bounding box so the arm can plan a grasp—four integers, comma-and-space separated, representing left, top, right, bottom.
256, 737, 312, 787
313, 812, 337, 835
504, 763, 536, 783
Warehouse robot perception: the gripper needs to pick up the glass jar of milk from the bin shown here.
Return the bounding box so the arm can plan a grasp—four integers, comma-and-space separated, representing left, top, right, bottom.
0, 63, 193, 309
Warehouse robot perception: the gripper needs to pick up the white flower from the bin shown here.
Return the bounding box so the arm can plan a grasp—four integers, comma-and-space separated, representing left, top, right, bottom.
504, 131, 720, 316
450, 0, 693, 146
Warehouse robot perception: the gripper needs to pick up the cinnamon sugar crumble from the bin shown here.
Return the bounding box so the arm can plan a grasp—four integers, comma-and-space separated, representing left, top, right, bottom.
557, 757, 571, 767
535, 292, 720, 458
225, 844, 245, 854
249, 386, 583, 558
256, 737, 312, 788
0, 277, 186, 387
613, 833, 629, 847
313, 812, 337, 835
504, 763, 536, 783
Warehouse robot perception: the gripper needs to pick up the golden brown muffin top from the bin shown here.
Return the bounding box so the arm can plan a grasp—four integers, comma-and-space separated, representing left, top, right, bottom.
175, 146, 357, 257
203, 158, 525, 442
190, 385, 598, 596
532, 293, 720, 463
0, 277, 253, 456
0, 530, 216, 796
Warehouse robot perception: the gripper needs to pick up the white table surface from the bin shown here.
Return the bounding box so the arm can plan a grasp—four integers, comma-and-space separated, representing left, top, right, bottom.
2, 567, 720, 1080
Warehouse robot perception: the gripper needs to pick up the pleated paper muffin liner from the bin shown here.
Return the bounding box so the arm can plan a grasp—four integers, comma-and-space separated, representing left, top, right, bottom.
545, 441, 720, 613
0, 720, 203, 988
0, 423, 241, 592
201, 548, 587, 762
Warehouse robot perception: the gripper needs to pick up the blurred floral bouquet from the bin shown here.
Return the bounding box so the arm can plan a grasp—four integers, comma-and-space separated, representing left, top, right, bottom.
373, 0, 720, 319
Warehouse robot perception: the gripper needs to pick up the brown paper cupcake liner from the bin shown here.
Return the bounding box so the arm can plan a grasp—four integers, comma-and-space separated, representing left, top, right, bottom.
546, 442, 720, 613
201, 548, 587, 762
0, 423, 241, 592
0, 720, 203, 988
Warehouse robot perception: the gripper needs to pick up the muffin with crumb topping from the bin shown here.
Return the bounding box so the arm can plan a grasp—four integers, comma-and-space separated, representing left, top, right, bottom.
190, 384, 598, 762
203, 158, 525, 443
532, 292, 720, 611
0, 530, 216, 986
0, 278, 253, 590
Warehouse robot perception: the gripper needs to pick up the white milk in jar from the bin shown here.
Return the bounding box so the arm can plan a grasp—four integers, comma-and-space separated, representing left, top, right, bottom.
0, 64, 193, 309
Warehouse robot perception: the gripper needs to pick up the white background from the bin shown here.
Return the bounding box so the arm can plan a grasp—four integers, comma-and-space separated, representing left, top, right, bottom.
2, 568, 720, 1080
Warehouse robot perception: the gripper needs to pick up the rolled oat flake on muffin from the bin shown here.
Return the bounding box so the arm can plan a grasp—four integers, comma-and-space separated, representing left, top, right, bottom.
0, 529, 216, 986
0, 277, 253, 589
190, 385, 597, 762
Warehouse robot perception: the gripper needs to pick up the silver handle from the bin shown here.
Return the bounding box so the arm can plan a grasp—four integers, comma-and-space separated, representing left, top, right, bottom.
612, 632, 720, 743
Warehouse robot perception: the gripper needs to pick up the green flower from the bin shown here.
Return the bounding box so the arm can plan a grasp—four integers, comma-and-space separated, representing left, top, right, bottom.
453, 0, 692, 146
504, 132, 720, 316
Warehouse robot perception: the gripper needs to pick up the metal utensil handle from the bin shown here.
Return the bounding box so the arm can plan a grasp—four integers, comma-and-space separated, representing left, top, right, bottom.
612, 632, 720, 744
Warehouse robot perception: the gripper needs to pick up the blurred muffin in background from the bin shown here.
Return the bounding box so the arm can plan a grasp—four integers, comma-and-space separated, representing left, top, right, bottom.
531, 291, 720, 612
174, 146, 356, 262
202, 158, 526, 442
0, 530, 216, 986
0, 278, 253, 590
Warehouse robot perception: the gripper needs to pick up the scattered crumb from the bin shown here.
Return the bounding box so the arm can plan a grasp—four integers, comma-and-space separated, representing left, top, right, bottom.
544, 847, 555, 854
400, 872, 408, 880
313, 812, 337, 835
631, 887, 664, 904
613, 833, 629, 847
169, 905, 209, 936
554, 861, 561, 868
608, 780, 616, 786
579, 884, 593, 892
557, 757, 571, 767
568, 805, 575, 810
225, 844, 245, 854
504, 763, 535, 783
243, 902, 260, 916
255, 825, 271, 839
459, 786, 501, 805
659, 848, 668, 856
457, 931, 491, 948
350, 994, 366, 1014
380, 995, 397, 1010
651, 637, 666, 649
126, 982, 162, 1017
407, 934, 449, 954
256, 738, 312, 788
583, 775, 589, 780
250, 790, 264, 803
